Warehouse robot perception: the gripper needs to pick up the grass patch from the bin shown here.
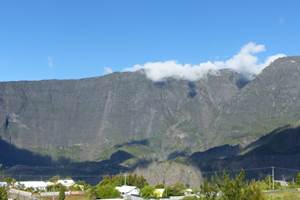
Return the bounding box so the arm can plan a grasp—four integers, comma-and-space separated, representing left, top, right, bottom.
265, 190, 300, 200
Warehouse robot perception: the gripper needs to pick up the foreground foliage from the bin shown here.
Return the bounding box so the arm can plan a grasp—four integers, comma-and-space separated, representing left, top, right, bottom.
200, 172, 266, 200
265, 190, 300, 200
0, 187, 8, 200
59, 186, 66, 200
94, 184, 120, 199
140, 185, 155, 199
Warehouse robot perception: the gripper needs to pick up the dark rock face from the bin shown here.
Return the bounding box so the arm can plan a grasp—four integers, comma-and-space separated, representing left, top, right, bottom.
190, 126, 300, 175
0, 57, 300, 162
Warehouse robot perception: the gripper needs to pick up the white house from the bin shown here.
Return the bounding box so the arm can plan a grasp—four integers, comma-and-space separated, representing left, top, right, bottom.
153, 188, 165, 198
275, 180, 289, 187
115, 185, 140, 196
0, 182, 7, 187
184, 188, 193, 196
57, 179, 75, 188
16, 181, 48, 191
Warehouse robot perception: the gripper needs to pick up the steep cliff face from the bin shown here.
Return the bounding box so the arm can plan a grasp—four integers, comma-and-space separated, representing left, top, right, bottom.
0, 69, 243, 160
0, 57, 300, 162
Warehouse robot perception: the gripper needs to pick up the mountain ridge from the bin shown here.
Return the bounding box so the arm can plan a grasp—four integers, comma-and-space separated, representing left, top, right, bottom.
0, 56, 300, 163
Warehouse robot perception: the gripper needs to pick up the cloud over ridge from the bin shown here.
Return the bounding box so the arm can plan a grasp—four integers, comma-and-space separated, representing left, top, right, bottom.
124, 42, 286, 81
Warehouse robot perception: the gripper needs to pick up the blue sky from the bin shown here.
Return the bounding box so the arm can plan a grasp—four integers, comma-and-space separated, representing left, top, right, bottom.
0, 0, 299, 81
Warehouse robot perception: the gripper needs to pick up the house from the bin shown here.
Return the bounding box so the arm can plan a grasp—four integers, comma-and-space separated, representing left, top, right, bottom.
57, 179, 75, 188
115, 185, 140, 196
184, 188, 193, 196
15, 181, 48, 191
275, 180, 289, 187
153, 188, 165, 198
0, 182, 7, 187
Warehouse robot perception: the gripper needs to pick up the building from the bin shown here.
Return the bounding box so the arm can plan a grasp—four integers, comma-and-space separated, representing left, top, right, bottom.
153, 188, 165, 198
0, 182, 7, 187
184, 188, 193, 196
15, 181, 48, 191
275, 180, 289, 187
115, 185, 140, 196
57, 179, 75, 188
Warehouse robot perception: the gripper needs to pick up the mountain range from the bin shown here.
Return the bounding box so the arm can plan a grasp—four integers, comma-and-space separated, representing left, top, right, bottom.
1, 56, 300, 183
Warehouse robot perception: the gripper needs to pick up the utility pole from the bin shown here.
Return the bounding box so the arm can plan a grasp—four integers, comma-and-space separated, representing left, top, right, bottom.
271, 166, 275, 190
124, 174, 127, 185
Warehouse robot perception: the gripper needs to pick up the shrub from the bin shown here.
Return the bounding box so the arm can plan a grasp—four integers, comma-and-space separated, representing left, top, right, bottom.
58, 186, 66, 200
0, 187, 8, 200
127, 174, 148, 188
3, 177, 16, 186
47, 183, 66, 192
95, 184, 120, 199
141, 185, 155, 199
200, 180, 218, 200
199, 172, 266, 200
99, 174, 148, 188
49, 175, 61, 183
296, 172, 300, 186
242, 182, 266, 200
183, 196, 199, 200
166, 182, 186, 196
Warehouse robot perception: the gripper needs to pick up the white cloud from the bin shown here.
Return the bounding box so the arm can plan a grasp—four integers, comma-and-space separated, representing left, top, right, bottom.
124, 42, 286, 81
103, 67, 113, 75
48, 56, 54, 68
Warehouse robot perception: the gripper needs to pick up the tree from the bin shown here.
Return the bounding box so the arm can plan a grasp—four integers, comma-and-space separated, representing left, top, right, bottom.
166, 182, 186, 196
141, 185, 155, 199
49, 175, 61, 183
127, 174, 148, 188
47, 183, 66, 192
99, 175, 123, 187
0, 187, 8, 200
58, 186, 66, 200
218, 172, 246, 200
3, 177, 16, 187
296, 172, 300, 186
76, 180, 91, 191
200, 180, 218, 200
95, 184, 120, 199
242, 182, 266, 200
99, 174, 148, 188
199, 171, 266, 200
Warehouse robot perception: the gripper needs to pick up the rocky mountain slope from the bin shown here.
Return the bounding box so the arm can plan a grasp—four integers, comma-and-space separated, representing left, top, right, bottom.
189, 125, 300, 180
0, 56, 300, 164
213, 57, 300, 147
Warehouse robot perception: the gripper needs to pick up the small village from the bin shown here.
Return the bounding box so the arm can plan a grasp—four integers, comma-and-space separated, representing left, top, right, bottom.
1, 171, 300, 200
0, 174, 197, 200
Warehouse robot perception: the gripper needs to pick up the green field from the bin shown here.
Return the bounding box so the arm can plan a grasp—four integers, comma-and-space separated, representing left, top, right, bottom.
265, 190, 300, 200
